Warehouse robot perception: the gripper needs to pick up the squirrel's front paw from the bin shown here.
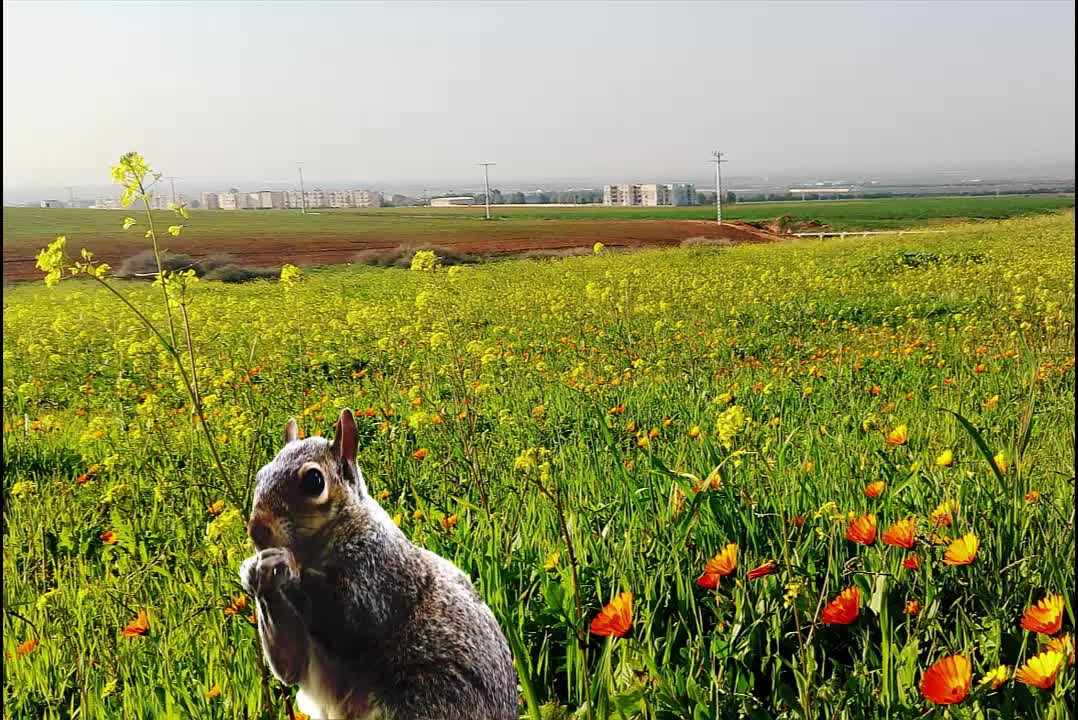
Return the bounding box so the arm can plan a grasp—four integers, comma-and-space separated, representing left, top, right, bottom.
240, 547, 300, 597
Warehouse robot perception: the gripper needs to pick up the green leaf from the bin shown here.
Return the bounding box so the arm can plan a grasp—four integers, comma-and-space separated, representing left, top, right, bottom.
122, 217, 137, 230
938, 408, 1005, 485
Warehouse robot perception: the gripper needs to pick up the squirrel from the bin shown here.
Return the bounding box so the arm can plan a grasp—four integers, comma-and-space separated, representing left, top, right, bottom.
240, 408, 518, 720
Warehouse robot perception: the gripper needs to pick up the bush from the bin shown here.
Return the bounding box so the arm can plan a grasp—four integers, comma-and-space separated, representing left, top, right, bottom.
202, 264, 279, 283
353, 245, 481, 268
116, 250, 198, 278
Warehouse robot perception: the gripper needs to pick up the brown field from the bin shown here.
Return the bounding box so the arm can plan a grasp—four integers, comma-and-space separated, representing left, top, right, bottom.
1, 213, 778, 281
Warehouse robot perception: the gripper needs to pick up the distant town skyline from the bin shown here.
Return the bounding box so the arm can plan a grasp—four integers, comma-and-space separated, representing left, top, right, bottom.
4, 1, 1074, 194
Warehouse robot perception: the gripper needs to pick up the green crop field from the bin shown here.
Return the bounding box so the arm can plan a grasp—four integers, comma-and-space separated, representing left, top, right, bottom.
3, 194, 1074, 255
3, 210, 1075, 718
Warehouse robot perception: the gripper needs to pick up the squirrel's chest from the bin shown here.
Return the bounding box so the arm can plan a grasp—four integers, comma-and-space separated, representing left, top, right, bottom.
297, 642, 379, 720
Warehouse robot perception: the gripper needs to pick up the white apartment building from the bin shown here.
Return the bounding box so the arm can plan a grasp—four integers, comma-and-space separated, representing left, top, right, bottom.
603, 183, 696, 207
201, 192, 220, 210
350, 189, 382, 208
219, 191, 249, 210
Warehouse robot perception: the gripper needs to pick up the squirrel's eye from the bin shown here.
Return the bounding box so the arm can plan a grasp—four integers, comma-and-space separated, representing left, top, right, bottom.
299, 468, 325, 497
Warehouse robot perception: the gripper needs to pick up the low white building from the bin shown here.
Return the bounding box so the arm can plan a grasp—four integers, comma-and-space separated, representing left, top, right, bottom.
430, 196, 476, 206
40, 199, 64, 208
200, 192, 220, 209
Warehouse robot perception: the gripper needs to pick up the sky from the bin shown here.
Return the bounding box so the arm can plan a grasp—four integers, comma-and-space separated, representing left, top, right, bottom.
3, 0, 1075, 194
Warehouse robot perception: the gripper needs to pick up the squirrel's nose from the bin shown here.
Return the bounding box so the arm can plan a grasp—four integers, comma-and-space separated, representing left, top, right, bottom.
248, 512, 276, 549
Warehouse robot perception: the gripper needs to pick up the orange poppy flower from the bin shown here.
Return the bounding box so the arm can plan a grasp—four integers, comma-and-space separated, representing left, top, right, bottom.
943, 533, 979, 566
930, 500, 958, 527
100, 530, 118, 545
1046, 634, 1075, 667
122, 610, 149, 638
885, 424, 909, 446
821, 586, 860, 625
903, 554, 920, 570
1020, 594, 1064, 636
205, 684, 222, 699
590, 591, 633, 637
1015, 650, 1064, 689
864, 481, 886, 498
412, 448, 428, 461
883, 518, 917, 549
1024, 490, 1041, 503
747, 560, 778, 580
920, 654, 971, 705
697, 544, 738, 589
905, 600, 920, 615
845, 513, 877, 545
15, 639, 37, 657
440, 514, 459, 529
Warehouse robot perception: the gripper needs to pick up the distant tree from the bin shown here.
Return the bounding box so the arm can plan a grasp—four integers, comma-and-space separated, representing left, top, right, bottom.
726, 191, 737, 204
229, 187, 239, 194
491, 189, 504, 204
508, 192, 526, 204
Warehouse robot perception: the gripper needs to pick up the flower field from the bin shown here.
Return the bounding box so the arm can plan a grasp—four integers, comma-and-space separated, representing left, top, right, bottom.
3, 209, 1075, 718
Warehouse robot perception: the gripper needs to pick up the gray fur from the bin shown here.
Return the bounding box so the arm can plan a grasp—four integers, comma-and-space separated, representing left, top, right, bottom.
240, 409, 518, 720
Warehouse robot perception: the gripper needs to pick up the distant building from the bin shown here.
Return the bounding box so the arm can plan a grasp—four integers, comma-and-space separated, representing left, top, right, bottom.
94, 197, 124, 209
603, 183, 696, 206
200, 192, 220, 210
248, 190, 285, 209
350, 189, 382, 208
39, 199, 64, 208
219, 191, 249, 210
430, 196, 476, 206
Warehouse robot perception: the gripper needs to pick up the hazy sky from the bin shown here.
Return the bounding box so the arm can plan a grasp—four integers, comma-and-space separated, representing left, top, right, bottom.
3, 0, 1075, 190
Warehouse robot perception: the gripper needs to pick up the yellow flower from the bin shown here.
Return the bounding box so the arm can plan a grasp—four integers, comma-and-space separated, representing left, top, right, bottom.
979, 665, 1008, 690
543, 551, 560, 570
983, 395, 999, 410
391, 513, 403, 527
993, 451, 1009, 474
885, 424, 909, 446
936, 449, 954, 467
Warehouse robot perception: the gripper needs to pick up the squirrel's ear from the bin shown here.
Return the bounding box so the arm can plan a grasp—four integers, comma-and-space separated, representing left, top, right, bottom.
284, 418, 299, 445
332, 408, 358, 467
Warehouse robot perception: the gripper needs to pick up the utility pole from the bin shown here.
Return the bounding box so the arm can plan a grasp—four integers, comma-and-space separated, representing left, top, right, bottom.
709, 151, 727, 225
477, 162, 495, 219
297, 162, 307, 214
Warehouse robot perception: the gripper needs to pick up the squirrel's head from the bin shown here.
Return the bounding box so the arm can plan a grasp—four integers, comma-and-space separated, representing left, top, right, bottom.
248, 408, 366, 554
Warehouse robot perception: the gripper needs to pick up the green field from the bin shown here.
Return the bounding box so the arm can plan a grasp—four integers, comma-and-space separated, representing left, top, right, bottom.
3, 211, 1075, 718
3, 194, 1074, 253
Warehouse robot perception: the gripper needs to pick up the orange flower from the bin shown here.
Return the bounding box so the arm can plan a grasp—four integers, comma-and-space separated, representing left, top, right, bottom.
885, 424, 909, 446
100, 530, 118, 545
943, 533, 979, 566
903, 554, 920, 570
864, 480, 886, 498
609, 404, 625, 414
1024, 490, 1041, 503
793, 514, 805, 528
207, 499, 225, 516
845, 513, 877, 545
15, 638, 37, 657
747, 560, 778, 580
224, 594, 248, 616
1015, 650, 1064, 689
122, 610, 149, 638
883, 518, 916, 549
821, 586, 860, 625
412, 448, 428, 461
870, 385, 881, 396
920, 654, 971, 705
1020, 594, 1064, 636
590, 591, 633, 637
247, 607, 258, 626
697, 544, 738, 589
205, 684, 222, 699
930, 500, 958, 527
905, 600, 920, 615
440, 513, 459, 529
1046, 634, 1075, 667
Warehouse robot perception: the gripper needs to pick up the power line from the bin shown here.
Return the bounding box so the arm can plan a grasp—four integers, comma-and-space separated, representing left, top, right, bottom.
708, 151, 728, 225
477, 162, 496, 219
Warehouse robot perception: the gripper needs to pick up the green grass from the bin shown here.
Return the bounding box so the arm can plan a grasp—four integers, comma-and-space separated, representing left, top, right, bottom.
3, 211, 1075, 718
